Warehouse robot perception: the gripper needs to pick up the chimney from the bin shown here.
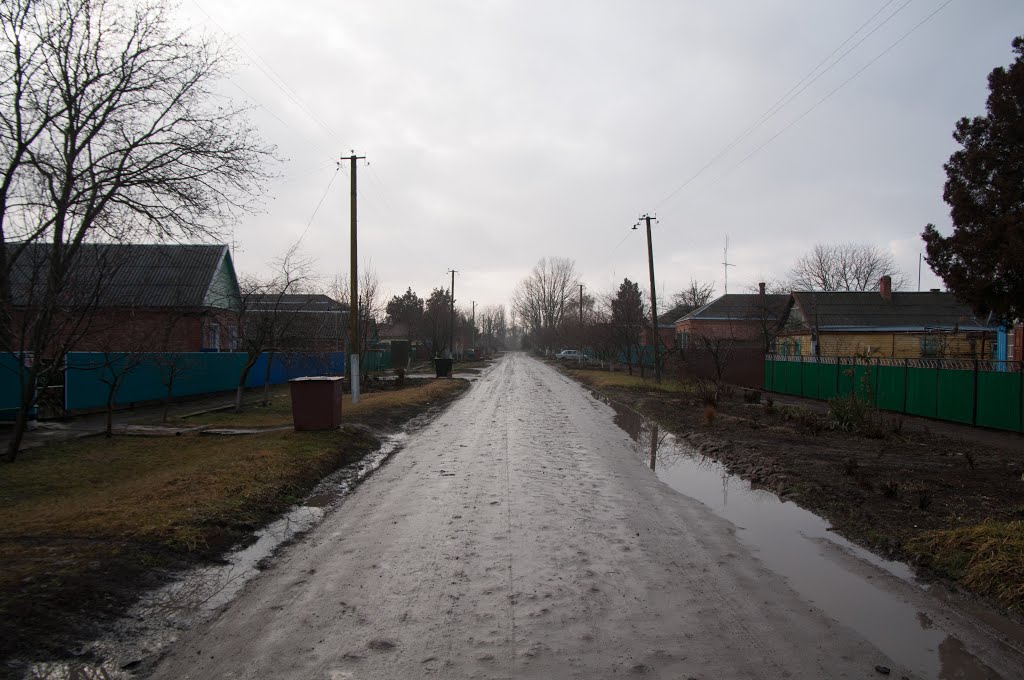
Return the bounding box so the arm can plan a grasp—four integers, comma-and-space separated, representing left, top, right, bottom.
758, 282, 766, 297
879, 275, 892, 301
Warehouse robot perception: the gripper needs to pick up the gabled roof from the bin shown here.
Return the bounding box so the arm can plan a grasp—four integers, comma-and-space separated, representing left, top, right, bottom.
378, 321, 411, 340
245, 294, 347, 345
10, 243, 238, 310
677, 294, 791, 323
790, 291, 994, 332
249, 293, 348, 314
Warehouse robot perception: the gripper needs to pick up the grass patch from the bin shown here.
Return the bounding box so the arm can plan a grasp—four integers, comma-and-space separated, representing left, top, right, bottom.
180, 378, 466, 429
565, 368, 691, 393
907, 521, 1024, 611
0, 377, 468, 661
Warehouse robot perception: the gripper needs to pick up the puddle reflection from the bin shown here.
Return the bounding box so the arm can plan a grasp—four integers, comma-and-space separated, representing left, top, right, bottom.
605, 396, 1008, 680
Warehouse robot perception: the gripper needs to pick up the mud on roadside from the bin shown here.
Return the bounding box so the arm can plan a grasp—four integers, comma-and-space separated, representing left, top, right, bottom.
566, 369, 1024, 613
0, 378, 470, 678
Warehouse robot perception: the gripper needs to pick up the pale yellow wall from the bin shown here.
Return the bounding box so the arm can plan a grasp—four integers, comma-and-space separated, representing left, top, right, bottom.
777, 332, 988, 359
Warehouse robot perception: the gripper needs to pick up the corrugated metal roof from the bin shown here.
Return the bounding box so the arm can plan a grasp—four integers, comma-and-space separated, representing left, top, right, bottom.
10, 243, 234, 309
678, 294, 791, 323
249, 294, 349, 313
791, 291, 993, 331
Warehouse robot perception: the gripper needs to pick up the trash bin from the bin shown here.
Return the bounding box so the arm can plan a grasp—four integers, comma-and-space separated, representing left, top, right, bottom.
434, 357, 453, 378
288, 376, 344, 431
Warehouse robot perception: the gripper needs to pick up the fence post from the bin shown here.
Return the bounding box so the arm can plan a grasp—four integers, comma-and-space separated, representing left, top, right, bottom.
971, 358, 979, 426
873, 357, 879, 407
799, 352, 804, 397
903, 358, 908, 414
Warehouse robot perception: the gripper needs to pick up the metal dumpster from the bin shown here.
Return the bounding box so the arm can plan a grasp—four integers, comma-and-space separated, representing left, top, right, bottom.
434, 357, 453, 378
288, 376, 344, 431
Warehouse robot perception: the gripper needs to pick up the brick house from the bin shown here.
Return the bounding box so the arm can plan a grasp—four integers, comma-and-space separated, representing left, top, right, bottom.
674, 284, 791, 352
245, 293, 348, 353
778, 276, 995, 358
9, 243, 242, 353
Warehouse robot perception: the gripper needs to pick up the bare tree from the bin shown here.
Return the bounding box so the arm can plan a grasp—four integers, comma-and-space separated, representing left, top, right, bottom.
331, 266, 386, 360
0, 0, 272, 461
511, 256, 580, 349
788, 243, 909, 292
234, 246, 316, 412
672, 279, 716, 314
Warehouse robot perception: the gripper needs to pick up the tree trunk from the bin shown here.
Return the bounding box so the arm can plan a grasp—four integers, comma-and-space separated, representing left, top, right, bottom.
105, 390, 115, 438
235, 354, 259, 413
262, 351, 274, 406
4, 365, 38, 463
162, 370, 175, 423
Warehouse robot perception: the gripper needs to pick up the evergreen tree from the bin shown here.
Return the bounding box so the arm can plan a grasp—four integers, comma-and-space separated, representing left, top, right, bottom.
923, 37, 1024, 321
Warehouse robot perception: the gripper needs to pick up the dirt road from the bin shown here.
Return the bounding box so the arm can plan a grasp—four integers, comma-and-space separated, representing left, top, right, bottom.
147, 354, 1019, 679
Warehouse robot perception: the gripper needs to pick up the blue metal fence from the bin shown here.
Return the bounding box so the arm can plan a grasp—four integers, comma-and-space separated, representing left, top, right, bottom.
62, 351, 345, 412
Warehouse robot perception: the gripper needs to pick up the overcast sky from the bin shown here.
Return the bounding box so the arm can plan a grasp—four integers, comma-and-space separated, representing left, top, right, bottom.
176, 0, 1024, 313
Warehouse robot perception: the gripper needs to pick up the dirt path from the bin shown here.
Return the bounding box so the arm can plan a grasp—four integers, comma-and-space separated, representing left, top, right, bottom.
146, 354, 1018, 679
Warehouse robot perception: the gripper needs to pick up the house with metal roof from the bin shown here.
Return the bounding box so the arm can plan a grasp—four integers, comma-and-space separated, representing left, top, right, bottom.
9, 243, 242, 353
245, 293, 349, 353
778, 276, 995, 358
674, 283, 792, 352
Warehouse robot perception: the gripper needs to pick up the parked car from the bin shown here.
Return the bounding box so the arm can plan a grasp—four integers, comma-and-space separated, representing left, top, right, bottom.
555, 349, 583, 362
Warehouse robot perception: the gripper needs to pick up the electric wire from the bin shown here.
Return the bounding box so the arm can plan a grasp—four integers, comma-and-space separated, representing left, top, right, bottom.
295, 165, 341, 246
190, 0, 347, 149
714, 0, 956, 182
654, 0, 913, 210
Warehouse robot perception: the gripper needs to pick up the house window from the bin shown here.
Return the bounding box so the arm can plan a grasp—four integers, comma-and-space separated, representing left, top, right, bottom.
676, 332, 689, 350
204, 322, 221, 351
793, 339, 801, 356
921, 335, 941, 358
226, 325, 238, 351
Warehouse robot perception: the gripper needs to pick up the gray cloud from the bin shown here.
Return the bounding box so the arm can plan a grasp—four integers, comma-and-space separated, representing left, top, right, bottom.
179, 0, 1024, 308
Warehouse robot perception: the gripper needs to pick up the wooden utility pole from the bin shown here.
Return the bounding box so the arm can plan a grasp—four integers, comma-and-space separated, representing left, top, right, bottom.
471, 300, 476, 353
579, 283, 584, 326
447, 269, 458, 359
642, 214, 661, 383
345, 153, 365, 402
579, 283, 584, 363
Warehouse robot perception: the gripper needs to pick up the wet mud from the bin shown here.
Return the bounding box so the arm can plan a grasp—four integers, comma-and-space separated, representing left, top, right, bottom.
138, 354, 1022, 679
14, 434, 408, 680
605, 395, 1024, 679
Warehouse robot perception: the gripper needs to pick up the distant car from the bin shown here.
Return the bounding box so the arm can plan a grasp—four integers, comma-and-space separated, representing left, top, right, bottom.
554, 349, 583, 362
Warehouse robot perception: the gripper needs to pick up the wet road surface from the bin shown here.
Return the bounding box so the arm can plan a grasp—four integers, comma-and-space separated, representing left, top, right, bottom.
148, 353, 1022, 679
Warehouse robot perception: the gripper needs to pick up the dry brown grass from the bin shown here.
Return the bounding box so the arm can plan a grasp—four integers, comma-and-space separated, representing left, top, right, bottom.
565, 368, 690, 393
181, 378, 466, 429
0, 429, 372, 558
907, 520, 1024, 611
0, 377, 468, 659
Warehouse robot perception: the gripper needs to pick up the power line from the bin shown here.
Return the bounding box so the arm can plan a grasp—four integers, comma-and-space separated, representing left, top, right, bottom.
295, 164, 341, 245
654, 0, 913, 210
716, 0, 956, 181
190, 0, 347, 148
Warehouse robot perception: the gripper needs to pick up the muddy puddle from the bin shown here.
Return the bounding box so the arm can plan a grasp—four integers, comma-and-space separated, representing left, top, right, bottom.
604, 396, 1023, 680
21, 433, 408, 680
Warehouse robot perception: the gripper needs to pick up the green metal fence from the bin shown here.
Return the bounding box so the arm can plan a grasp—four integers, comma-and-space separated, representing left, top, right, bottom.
764, 355, 1024, 433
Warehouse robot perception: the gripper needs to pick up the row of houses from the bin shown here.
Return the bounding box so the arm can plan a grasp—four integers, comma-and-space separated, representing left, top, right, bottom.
5, 243, 350, 355
669, 276, 1010, 361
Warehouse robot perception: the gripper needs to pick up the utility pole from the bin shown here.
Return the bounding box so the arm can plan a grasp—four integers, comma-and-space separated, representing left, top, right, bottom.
641, 214, 661, 383
344, 152, 365, 403
579, 284, 584, 326
722, 235, 736, 294
447, 269, 458, 359
579, 283, 584, 364
471, 300, 476, 353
